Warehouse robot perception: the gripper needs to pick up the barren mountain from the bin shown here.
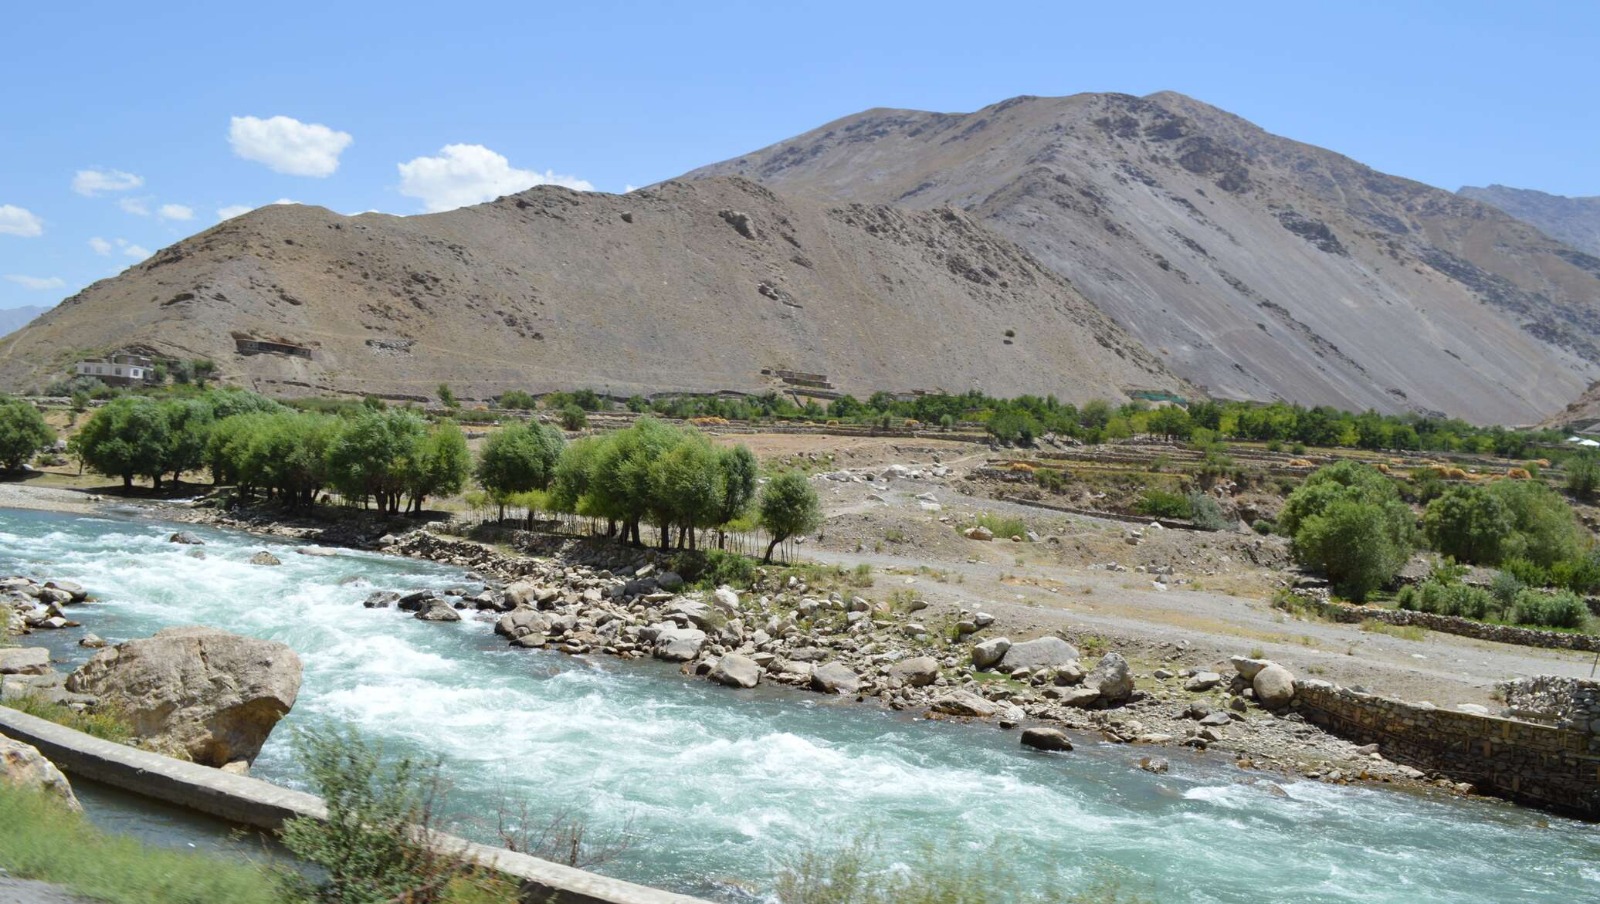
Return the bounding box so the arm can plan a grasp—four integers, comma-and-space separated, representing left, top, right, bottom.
1459, 185, 1600, 258
0, 178, 1183, 404
683, 92, 1600, 424
0, 305, 46, 340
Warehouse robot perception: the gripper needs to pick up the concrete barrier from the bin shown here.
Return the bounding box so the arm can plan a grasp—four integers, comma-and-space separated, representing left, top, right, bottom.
0, 708, 710, 904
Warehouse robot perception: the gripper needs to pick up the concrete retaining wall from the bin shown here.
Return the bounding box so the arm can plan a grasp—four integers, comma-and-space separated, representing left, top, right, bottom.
1292, 680, 1600, 820
0, 708, 709, 904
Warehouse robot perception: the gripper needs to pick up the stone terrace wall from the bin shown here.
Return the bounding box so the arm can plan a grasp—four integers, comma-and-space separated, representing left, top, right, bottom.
1311, 600, 1600, 653
1502, 676, 1600, 733
1294, 680, 1600, 820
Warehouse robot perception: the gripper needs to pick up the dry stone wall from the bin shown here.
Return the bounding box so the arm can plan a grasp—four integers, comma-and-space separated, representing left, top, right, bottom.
1501, 676, 1600, 734
1293, 680, 1600, 820
1311, 600, 1600, 653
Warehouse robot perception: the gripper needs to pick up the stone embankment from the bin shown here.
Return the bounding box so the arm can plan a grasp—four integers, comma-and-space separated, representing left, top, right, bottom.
1294, 678, 1600, 820
378, 529, 1434, 792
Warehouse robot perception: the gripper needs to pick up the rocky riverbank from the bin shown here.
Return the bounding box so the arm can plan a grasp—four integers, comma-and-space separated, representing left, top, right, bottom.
370, 528, 1450, 796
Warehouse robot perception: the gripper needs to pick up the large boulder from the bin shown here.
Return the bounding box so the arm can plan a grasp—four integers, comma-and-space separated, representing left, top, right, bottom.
495, 608, 552, 640
652, 626, 707, 662
1084, 652, 1135, 705
971, 637, 1011, 670
0, 648, 51, 676
1253, 663, 1297, 708
1230, 655, 1271, 681
65, 627, 302, 768
1, 732, 81, 811
810, 662, 862, 695
1000, 637, 1080, 673
887, 656, 940, 687
708, 653, 761, 689
1020, 727, 1073, 752
930, 691, 999, 718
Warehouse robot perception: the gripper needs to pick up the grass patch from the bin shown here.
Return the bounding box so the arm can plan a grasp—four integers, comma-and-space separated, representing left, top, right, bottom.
0, 784, 282, 904
2, 694, 135, 744
1359, 619, 1428, 641
971, 512, 1029, 540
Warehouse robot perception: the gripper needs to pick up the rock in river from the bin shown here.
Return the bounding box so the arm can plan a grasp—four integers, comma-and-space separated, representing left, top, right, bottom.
65, 626, 301, 768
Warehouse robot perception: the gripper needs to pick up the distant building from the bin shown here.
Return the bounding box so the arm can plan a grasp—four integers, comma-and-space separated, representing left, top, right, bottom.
75, 353, 155, 386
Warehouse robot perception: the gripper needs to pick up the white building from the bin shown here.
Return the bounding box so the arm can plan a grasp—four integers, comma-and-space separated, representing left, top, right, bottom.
75, 353, 155, 386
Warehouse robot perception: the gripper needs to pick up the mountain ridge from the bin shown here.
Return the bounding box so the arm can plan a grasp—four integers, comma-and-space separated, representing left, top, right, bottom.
0, 177, 1185, 405
1459, 184, 1600, 258
682, 91, 1600, 424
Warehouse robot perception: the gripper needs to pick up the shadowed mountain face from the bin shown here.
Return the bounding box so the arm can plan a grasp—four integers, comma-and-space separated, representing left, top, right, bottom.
0, 305, 46, 340
683, 92, 1600, 424
1460, 185, 1600, 258
0, 178, 1184, 404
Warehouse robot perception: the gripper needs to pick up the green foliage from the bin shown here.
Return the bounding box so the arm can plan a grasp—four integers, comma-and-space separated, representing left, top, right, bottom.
1510, 589, 1590, 630
1282, 462, 1415, 601
1490, 480, 1587, 568
1186, 491, 1230, 530
1, 694, 133, 743
475, 422, 565, 517
1134, 488, 1190, 519
0, 784, 282, 904
545, 388, 603, 411
760, 471, 822, 563
1423, 485, 1512, 564
1566, 452, 1600, 501
495, 390, 537, 410
0, 395, 54, 469
1396, 580, 1496, 620
986, 408, 1040, 445
325, 409, 428, 514
560, 404, 588, 431
972, 512, 1029, 539
70, 396, 173, 488
672, 548, 759, 590
436, 383, 458, 410
279, 725, 469, 904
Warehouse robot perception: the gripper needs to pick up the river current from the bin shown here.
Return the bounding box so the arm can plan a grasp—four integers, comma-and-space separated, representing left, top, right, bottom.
2, 506, 1595, 902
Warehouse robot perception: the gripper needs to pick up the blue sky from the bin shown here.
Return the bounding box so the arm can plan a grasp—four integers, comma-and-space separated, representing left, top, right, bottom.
2, 0, 1596, 311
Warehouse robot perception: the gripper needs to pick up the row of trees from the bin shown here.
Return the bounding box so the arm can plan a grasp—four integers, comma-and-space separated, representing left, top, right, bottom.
1282, 461, 1594, 609
67, 392, 822, 561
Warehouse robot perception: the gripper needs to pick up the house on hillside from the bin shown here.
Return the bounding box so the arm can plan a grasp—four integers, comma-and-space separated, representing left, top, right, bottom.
74, 353, 155, 386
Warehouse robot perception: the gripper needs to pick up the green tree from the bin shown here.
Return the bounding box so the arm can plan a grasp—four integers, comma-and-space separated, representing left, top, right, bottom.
650, 431, 724, 549
1422, 484, 1513, 565
436, 383, 458, 411
475, 422, 565, 519
1490, 479, 1587, 568
325, 410, 427, 513
560, 404, 588, 431
403, 420, 470, 513
1281, 461, 1415, 601
1567, 453, 1600, 502
759, 471, 822, 564
160, 398, 215, 484
70, 397, 171, 489
713, 445, 759, 549
0, 396, 54, 470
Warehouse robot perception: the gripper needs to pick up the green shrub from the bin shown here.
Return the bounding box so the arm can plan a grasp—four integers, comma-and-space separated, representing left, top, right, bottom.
1500, 557, 1550, 588
973, 512, 1029, 539
1251, 519, 1276, 535
1511, 589, 1590, 630
1399, 580, 1496, 620
673, 549, 759, 590
1490, 480, 1587, 568
495, 390, 537, 410
559, 404, 588, 431
1186, 491, 1230, 530
1551, 552, 1600, 594
1566, 452, 1600, 501
1282, 463, 1415, 602
1135, 489, 1190, 519
1422, 485, 1512, 565
1, 694, 133, 743
1489, 570, 1525, 611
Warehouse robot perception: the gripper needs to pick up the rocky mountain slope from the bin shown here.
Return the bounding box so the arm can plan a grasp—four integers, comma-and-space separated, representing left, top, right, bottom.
0, 178, 1183, 404
683, 92, 1600, 424
1459, 185, 1600, 258
0, 305, 46, 340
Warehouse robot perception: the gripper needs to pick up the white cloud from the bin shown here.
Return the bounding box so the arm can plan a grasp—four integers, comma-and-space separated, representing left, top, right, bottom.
217, 204, 253, 221
623, 184, 638, 193
397, 144, 592, 213
272, 198, 298, 205
122, 243, 150, 260
88, 236, 113, 255
158, 203, 194, 221
5, 274, 65, 290
72, 168, 144, 196
0, 205, 43, 237
119, 197, 150, 216
229, 115, 353, 177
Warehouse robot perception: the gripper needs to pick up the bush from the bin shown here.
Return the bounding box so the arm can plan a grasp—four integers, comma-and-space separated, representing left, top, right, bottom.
1186, 491, 1230, 530
1567, 452, 1600, 501
1490, 479, 1587, 568
279, 726, 512, 904
1282, 462, 1415, 602
1251, 519, 1276, 535
1134, 488, 1190, 519
495, 390, 537, 410
559, 404, 588, 431
1423, 485, 1512, 564
0, 395, 54, 470
1490, 570, 1525, 611
973, 512, 1028, 539
1511, 589, 1590, 630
